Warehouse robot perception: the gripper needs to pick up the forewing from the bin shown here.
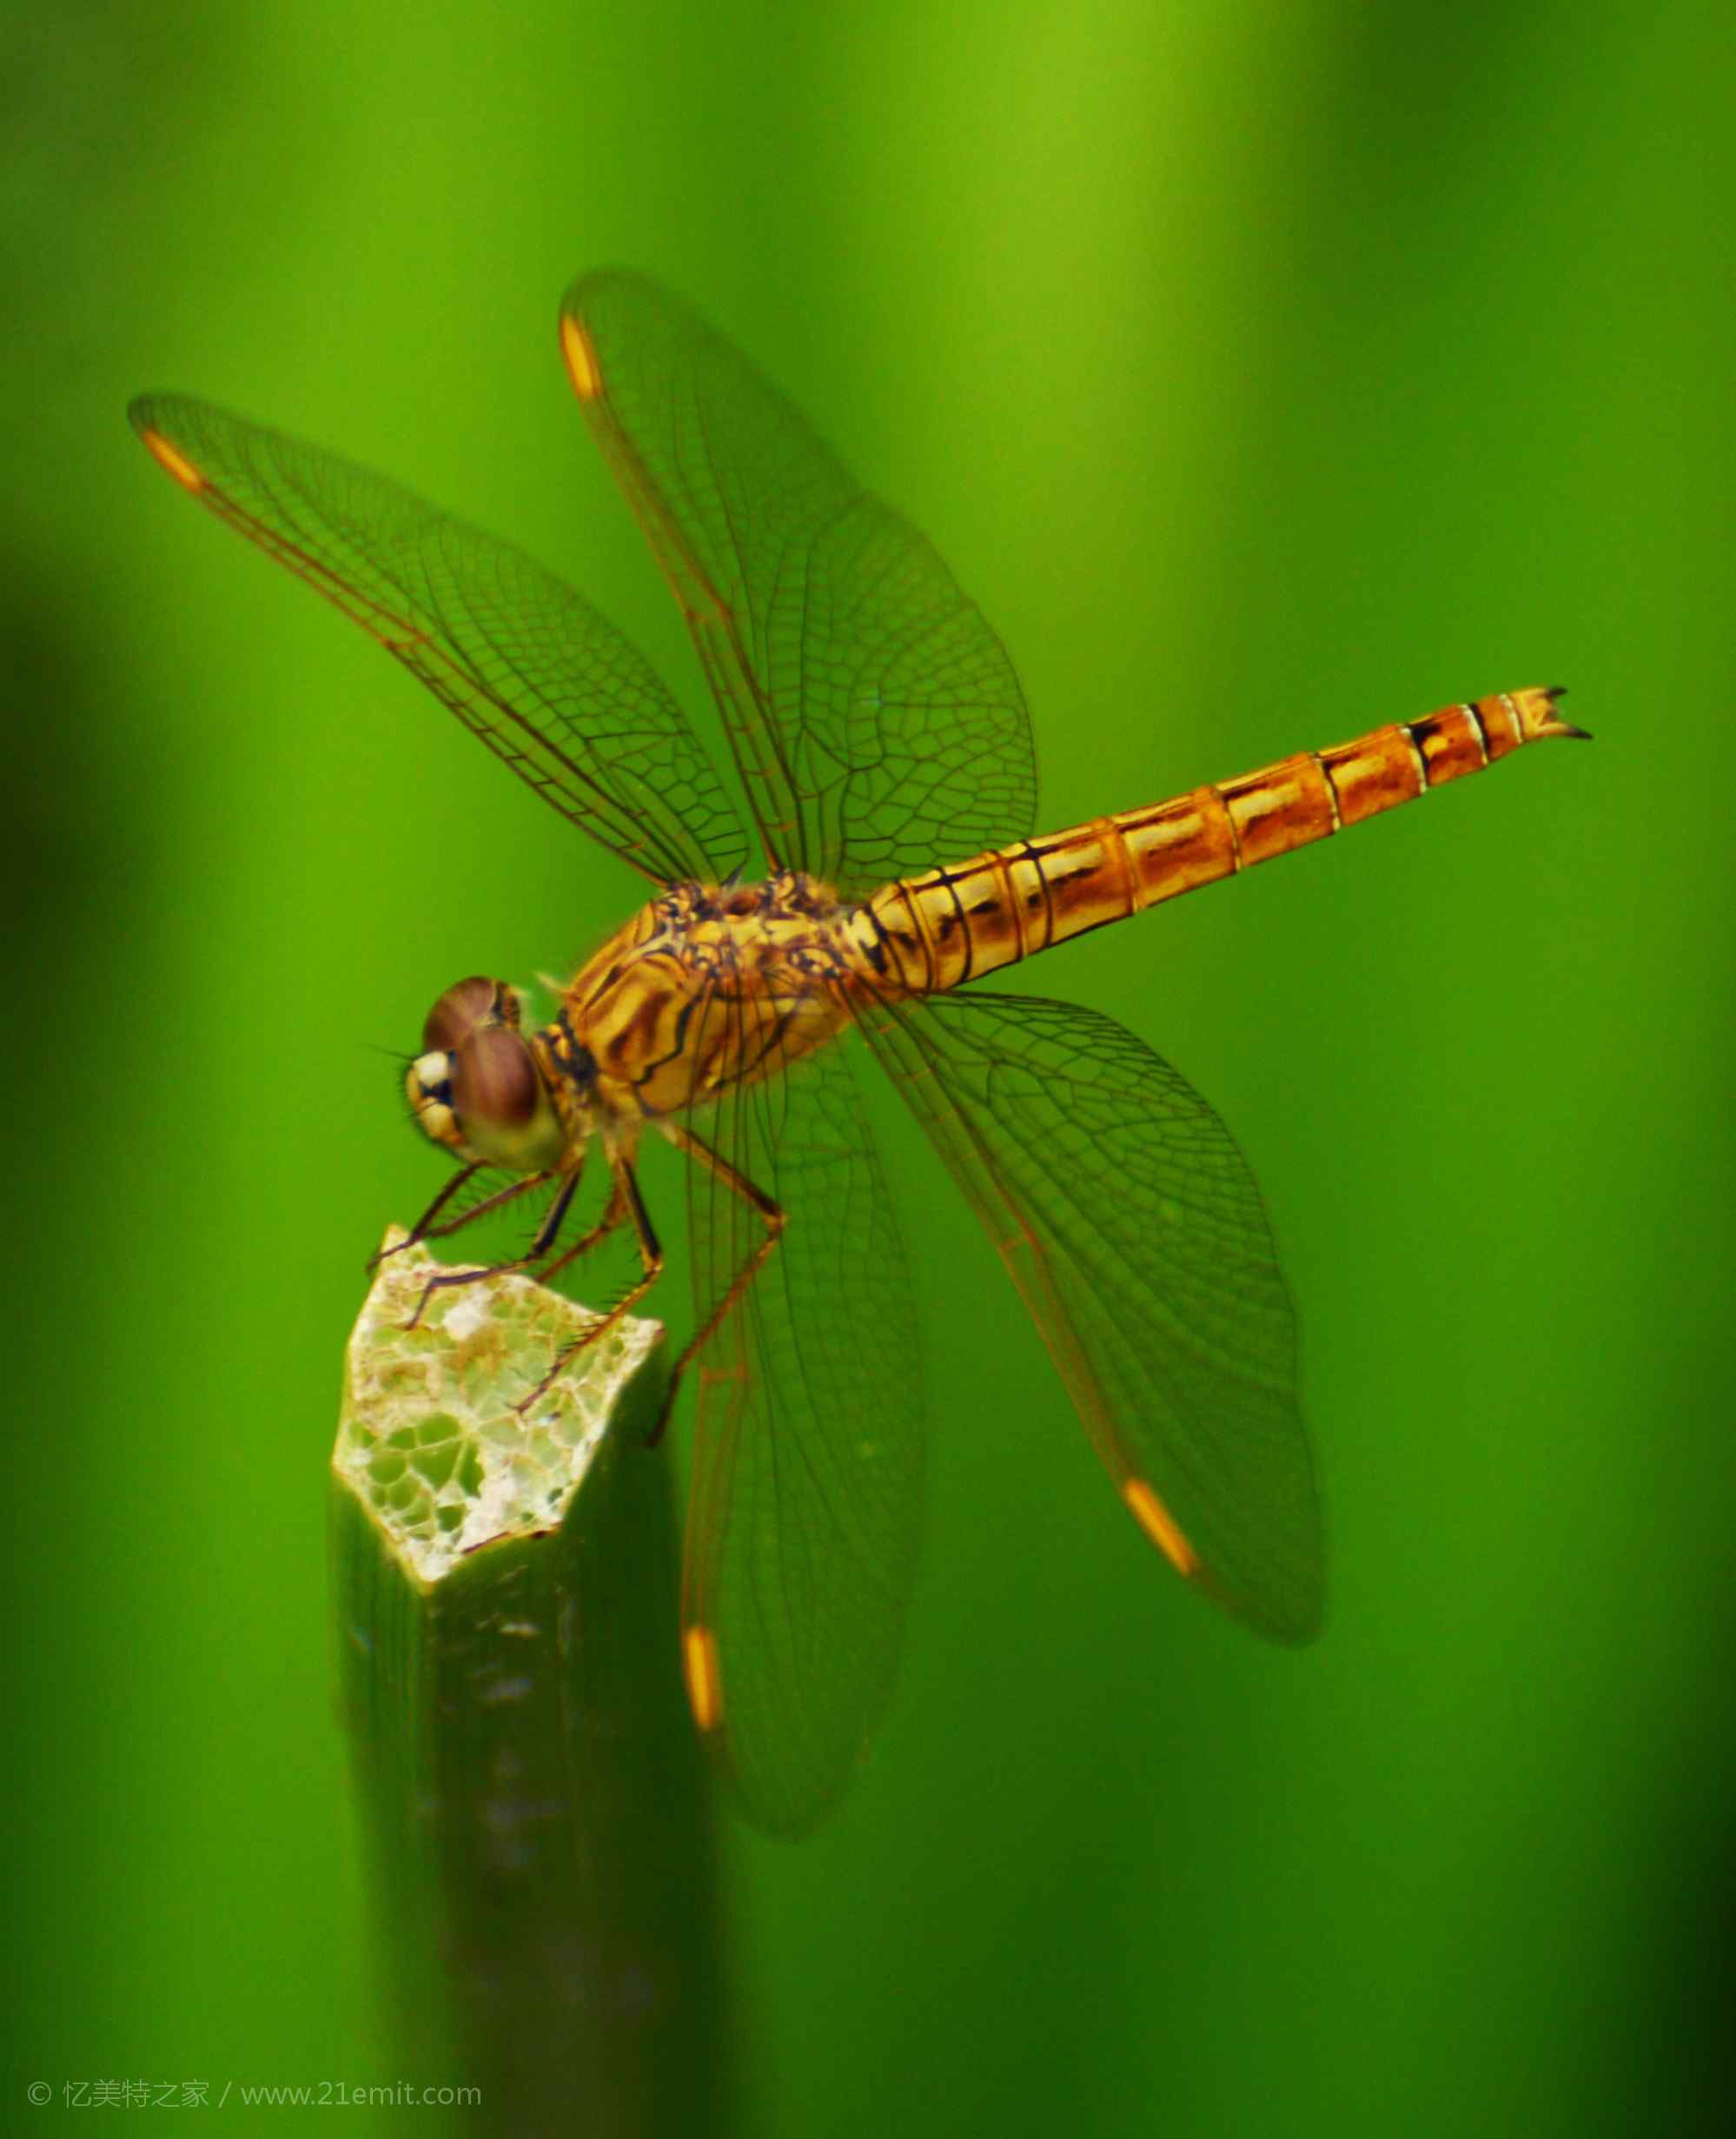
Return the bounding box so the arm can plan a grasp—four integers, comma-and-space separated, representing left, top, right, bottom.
560, 271, 1037, 896
858, 990, 1323, 1641
679, 1014, 925, 1834
129, 394, 749, 884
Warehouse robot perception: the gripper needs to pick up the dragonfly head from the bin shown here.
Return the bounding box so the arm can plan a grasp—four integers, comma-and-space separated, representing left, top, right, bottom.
407, 976, 568, 1174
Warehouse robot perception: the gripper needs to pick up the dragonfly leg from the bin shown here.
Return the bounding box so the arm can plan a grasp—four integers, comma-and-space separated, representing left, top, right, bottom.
653, 1122, 786, 1449
512, 1142, 666, 1414
380, 1167, 560, 1275
370, 1162, 485, 1264
534, 1181, 627, 1269
405, 1167, 578, 1329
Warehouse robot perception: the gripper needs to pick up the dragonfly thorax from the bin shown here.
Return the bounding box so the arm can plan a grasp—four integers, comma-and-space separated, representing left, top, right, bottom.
558, 871, 858, 1121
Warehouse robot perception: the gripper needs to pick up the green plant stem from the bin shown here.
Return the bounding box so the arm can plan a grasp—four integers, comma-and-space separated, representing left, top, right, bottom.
331, 1234, 729, 2138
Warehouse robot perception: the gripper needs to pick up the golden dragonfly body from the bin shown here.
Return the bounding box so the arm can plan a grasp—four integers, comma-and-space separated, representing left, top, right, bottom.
498, 681, 1574, 1128
132, 274, 1584, 1831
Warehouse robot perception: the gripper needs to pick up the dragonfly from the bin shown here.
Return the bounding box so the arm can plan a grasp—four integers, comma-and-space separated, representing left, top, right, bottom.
131, 273, 1586, 1834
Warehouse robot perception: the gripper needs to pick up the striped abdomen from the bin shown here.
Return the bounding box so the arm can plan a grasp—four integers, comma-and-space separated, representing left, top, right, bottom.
849, 687, 1586, 994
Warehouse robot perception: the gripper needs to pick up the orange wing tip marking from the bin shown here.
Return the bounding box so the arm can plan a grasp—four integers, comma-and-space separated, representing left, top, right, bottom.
684, 1626, 724, 1732
140, 427, 205, 493
560, 313, 604, 401
1123, 1479, 1201, 1577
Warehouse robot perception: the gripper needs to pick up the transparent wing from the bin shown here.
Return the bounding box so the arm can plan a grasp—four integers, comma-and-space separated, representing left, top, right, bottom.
858, 990, 1323, 1641
129, 394, 750, 884
560, 271, 1037, 897
678, 1007, 926, 1835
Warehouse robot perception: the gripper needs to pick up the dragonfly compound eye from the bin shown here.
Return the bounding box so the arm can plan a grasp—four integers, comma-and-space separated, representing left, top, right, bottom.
421, 974, 517, 1054
441, 1028, 567, 1174
450, 1028, 540, 1129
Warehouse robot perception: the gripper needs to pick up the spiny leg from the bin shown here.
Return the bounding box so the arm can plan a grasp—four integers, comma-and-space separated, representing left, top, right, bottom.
513, 1142, 666, 1413
376, 1167, 556, 1271
371, 1162, 484, 1264
406, 1165, 580, 1329
535, 1181, 628, 1274
414, 1169, 556, 1244
651, 1121, 785, 1448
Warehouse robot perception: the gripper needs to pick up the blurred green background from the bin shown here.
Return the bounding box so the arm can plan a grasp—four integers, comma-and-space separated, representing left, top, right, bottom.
7, 0, 1733, 2130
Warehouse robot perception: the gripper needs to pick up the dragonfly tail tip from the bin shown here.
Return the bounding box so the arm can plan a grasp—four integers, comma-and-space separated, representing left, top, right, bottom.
1534, 685, 1591, 742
